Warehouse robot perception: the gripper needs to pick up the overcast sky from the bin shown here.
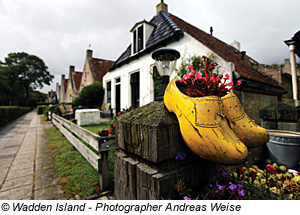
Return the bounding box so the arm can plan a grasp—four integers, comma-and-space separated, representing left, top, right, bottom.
1, 0, 300, 94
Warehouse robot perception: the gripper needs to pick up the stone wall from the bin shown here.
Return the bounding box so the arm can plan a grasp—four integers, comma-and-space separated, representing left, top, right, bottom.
235, 91, 277, 125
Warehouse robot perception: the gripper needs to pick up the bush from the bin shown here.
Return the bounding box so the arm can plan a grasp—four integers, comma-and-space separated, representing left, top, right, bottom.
72, 82, 104, 108
37, 105, 48, 114
0, 106, 33, 127
44, 104, 61, 121
37, 102, 54, 106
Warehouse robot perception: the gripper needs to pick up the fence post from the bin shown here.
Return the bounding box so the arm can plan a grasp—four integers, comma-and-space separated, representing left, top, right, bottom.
98, 139, 110, 191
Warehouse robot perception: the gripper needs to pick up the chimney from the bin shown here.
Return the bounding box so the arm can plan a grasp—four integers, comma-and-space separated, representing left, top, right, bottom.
70, 65, 75, 73
230, 40, 240, 51
86, 49, 93, 58
241, 51, 246, 60
210, 26, 213, 36
156, 0, 168, 14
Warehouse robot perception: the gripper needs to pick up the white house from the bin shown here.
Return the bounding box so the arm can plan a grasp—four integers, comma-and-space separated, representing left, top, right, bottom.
103, 1, 285, 122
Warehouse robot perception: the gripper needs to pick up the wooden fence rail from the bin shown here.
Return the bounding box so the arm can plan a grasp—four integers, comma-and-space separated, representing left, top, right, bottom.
51, 113, 118, 191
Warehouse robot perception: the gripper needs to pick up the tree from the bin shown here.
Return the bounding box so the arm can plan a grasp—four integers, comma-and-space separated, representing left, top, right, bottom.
0, 65, 12, 105
72, 82, 104, 108
4, 52, 54, 106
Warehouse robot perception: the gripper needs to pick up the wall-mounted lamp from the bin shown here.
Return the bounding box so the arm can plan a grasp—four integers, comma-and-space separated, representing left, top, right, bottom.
151, 47, 180, 101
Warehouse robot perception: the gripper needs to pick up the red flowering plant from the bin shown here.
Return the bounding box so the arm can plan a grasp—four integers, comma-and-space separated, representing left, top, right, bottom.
177, 56, 241, 97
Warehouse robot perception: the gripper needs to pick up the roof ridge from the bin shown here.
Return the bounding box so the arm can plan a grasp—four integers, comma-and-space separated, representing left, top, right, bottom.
92, 57, 115, 62
159, 10, 182, 33
168, 13, 283, 89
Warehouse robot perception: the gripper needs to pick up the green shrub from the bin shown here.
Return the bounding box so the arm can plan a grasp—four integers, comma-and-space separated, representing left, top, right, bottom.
0, 106, 33, 127
37, 102, 54, 106
37, 105, 47, 114
72, 82, 104, 108
44, 104, 61, 121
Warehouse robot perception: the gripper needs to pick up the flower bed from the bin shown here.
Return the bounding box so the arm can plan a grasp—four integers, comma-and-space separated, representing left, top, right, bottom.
174, 159, 300, 200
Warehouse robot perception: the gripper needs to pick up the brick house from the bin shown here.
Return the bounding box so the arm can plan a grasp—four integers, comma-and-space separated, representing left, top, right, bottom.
57, 49, 114, 103
79, 49, 114, 91
102, 1, 285, 123
65, 65, 82, 102
256, 59, 300, 106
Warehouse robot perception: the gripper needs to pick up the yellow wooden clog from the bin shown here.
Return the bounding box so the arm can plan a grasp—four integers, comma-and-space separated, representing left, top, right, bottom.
164, 78, 248, 165
221, 92, 269, 148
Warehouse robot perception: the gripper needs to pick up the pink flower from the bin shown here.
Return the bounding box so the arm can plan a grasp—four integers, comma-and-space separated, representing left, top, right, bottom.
183, 74, 189, 79
210, 76, 216, 82
224, 74, 230, 80
187, 65, 193, 70
195, 72, 202, 80
192, 70, 196, 74
237, 80, 242, 86
188, 72, 193, 77
228, 82, 233, 86
179, 78, 184, 83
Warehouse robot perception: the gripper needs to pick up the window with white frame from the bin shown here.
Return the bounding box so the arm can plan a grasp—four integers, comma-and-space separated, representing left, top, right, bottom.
133, 25, 144, 54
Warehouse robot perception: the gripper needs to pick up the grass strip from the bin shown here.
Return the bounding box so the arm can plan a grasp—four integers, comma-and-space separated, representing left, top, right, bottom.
45, 126, 101, 199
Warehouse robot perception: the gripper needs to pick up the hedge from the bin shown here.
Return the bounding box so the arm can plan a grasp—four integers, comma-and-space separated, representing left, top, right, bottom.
0, 106, 33, 127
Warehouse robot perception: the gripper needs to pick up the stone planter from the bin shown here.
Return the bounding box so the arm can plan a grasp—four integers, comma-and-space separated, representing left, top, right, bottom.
267, 130, 300, 168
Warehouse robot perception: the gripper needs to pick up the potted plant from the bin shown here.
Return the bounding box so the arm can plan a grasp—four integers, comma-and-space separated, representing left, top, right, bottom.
164, 56, 269, 165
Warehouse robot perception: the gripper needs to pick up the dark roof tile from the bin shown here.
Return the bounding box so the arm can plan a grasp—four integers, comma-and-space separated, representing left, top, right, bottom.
169, 13, 283, 89
91, 58, 114, 82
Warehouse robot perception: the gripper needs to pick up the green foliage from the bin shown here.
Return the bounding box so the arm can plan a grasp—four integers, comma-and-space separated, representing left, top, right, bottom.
82, 121, 112, 134
43, 104, 61, 121
37, 105, 47, 115
72, 82, 104, 108
44, 122, 116, 199
3, 52, 54, 106
45, 126, 101, 199
0, 106, 33, 127
176, 54, 215, 78
37, 102, 54, 106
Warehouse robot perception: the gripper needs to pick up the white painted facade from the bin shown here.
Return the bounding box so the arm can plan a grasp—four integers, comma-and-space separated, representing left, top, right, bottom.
103, 31, 235, 114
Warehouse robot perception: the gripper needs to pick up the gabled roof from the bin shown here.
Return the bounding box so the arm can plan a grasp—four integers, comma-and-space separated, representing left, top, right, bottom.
72, 71, 82, 92
169, 13, 283, 90
110, 10, 284, 93
110, 10, 183, 70
64, 79, 68, 93
90, 58, 114, 82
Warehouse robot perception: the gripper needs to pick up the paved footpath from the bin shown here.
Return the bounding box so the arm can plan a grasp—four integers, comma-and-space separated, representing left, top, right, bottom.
0, 110, 65, 200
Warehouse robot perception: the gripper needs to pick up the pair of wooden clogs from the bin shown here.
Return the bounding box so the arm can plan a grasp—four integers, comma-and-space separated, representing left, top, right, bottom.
164, 78, 269, 165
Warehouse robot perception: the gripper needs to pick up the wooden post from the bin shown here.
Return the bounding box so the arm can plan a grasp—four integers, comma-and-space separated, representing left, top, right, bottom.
98, 136, 118, 191
98, 151, 109, 191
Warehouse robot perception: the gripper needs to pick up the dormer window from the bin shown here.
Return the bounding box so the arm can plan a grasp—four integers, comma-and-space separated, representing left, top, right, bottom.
133, 25, 144, 54
131, 20, 155, 55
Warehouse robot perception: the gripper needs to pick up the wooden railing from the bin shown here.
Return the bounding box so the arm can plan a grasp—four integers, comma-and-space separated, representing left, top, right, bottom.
51, 113, 118, 191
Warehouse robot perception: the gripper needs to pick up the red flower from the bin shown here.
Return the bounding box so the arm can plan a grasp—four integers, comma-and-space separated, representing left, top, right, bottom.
117, 112, 121, 115
179, 56, 242, 98
250, 170, 257, 178
224, 74, 230, 80
108, 129, 113, 135
266, 164, 277, 175
121, 110, 124, 113
112, 124, 115, 128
